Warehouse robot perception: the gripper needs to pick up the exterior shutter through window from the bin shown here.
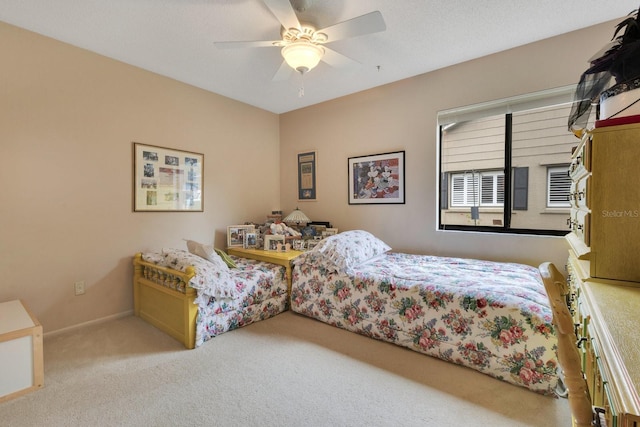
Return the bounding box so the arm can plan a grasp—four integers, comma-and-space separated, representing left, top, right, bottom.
513, 167, 528, 210
440, 173, 448, 209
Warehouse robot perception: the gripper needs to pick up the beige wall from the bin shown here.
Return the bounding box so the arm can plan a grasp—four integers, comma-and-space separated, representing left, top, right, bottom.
279, 20, 617, 267
0, 22, 280, 332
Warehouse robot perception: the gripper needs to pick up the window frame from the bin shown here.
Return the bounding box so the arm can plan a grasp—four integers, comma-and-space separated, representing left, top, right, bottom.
437, 85, 579, 236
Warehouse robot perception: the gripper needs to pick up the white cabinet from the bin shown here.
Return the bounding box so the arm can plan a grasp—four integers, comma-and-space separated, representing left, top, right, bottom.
0, 299, 44, 402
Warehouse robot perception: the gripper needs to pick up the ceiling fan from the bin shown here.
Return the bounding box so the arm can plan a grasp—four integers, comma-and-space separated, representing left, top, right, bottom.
215, 0, 386, 81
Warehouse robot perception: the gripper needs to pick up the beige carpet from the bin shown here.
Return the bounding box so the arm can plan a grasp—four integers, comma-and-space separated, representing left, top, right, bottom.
1, 311, 571, 426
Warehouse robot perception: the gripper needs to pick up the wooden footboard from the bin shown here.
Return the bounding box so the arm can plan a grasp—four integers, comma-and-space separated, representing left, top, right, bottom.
132, 253, 198, 349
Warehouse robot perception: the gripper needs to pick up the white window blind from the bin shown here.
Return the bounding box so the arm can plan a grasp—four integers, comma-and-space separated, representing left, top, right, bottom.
548, 166, 571, 207
451, 171, 504, 207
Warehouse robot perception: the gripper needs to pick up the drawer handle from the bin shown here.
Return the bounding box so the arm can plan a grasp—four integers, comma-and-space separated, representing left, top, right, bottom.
593, 406, 606, 427
566, 219, 581, 231
567, 192, 585, 204
573, 323, 581, 336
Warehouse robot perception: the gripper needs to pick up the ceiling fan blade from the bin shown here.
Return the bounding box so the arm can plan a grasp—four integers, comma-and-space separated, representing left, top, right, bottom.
319, 11, 386, 42
272, 60, 294, 81
263, 0, 301, 31
215, 40, 279, 49
321, 47, 360, 69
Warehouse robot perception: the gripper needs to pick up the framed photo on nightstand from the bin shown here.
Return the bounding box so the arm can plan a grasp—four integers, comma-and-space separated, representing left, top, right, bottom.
292, 239, 306, 251
306, 240, 319, 251
322, 228, 338, 237
243, 232, 257, 248
264, 234, 285, 251
227, 225, 255, 247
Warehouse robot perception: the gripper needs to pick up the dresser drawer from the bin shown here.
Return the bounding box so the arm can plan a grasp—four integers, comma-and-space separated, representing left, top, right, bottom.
602, 384, 617, 427
568, 209, 590, 247
568, 250, 589, 279
580, 279, 640, 425
569, 176, 590, 210
566, 255, 585, 323
569, 134, 591, 180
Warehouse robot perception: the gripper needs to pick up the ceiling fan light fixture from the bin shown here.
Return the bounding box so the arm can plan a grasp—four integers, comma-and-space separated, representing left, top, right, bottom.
281, 41, 324, 73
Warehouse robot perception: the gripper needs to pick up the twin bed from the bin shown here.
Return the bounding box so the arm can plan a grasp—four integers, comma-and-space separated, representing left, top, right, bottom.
133, 231, 558, 395
289, 231, 558, 395
133, 244, 288, 349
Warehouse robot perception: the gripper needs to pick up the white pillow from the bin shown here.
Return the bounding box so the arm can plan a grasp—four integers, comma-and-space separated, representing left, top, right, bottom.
185, 239, 229, 272
307, 230, 391, 274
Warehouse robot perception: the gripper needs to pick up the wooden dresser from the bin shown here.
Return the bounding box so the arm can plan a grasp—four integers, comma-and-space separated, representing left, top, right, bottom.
566, 122, 640, 427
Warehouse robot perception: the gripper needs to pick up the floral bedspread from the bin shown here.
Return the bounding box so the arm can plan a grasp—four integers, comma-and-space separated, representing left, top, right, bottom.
194, 256, 288, 347
291, 252, 558, 395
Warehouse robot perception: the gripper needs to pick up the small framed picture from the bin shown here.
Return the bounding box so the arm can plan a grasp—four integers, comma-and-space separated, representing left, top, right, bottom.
292, 239, 305, 251
244, 232, 257, 249
276, 242, 291, 252
311, 224, 327, 236
306, 240, 319, 251
264, 234, 285, 251
322, 228, 338, 237
298, 151, 317, 201
227, 225, 255, 247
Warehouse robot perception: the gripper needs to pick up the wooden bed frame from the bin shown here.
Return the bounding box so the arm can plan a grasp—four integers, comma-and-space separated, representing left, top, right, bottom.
539, 262, 593, 426
132, 253, 198, 349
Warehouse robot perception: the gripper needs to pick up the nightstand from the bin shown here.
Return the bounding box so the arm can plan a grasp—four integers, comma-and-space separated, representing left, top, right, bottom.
0, 299, 44, 402
226, 247, 303, 294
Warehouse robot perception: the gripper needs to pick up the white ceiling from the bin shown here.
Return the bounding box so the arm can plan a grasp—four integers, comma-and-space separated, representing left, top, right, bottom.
1, 0, 637, 114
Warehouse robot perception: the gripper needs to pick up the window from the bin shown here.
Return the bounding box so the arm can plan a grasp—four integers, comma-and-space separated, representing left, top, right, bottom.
547, 165, 571, 208
438, 85, 593, 235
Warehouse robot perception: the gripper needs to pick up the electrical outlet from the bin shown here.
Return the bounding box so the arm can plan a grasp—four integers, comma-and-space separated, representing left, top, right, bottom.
74, 281, 85, 296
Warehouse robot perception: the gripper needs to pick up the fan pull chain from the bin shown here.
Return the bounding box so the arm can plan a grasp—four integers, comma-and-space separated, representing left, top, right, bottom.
298, 70, 305, 98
